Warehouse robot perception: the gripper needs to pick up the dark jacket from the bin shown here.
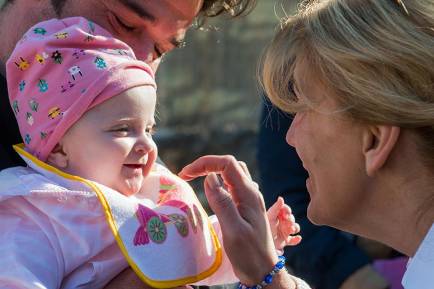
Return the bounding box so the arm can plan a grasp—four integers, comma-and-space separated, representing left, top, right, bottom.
257, 100, 370, 289
0, 74, 25, 170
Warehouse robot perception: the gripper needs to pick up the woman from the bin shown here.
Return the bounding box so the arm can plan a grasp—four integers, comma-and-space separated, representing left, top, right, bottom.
179, 0, 434, 288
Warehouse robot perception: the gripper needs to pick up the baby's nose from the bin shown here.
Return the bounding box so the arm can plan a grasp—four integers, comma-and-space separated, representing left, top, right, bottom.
134, 137, 154, 154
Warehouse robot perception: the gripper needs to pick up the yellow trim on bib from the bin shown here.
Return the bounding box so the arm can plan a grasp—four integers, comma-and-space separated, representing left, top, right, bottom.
14, 144, 222, 288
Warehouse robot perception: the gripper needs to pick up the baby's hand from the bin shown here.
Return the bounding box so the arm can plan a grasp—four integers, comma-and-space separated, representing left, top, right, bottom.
267, 197, 302, 253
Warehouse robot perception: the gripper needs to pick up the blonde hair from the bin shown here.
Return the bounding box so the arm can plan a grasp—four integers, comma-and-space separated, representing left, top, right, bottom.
261, 0, 434, 167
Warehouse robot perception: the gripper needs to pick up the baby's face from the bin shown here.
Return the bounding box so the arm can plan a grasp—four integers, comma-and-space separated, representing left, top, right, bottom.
59, 85, 157, 196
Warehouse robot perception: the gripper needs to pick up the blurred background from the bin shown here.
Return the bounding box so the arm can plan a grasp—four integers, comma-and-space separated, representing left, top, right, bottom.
155, 0, 296, 205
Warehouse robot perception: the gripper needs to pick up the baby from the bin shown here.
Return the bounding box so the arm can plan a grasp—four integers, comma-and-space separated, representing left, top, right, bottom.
0, 17, 301, 288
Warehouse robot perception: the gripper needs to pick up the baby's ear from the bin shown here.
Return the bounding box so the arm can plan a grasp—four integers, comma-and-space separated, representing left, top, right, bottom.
47, 144, 68, 168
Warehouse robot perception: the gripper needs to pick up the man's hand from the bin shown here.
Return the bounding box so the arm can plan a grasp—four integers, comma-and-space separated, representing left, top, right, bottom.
339, 265, 390, 289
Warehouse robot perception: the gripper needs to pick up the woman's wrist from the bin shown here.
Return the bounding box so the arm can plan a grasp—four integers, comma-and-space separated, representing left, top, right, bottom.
266, 269, 297, 289
238, 256, 294, 289
237, 251, 279, 286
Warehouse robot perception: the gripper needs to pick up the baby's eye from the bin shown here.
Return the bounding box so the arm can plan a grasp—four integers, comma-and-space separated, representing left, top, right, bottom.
146, 126, 156, 135
110, 125, 131, 136
114, 126, 129, 132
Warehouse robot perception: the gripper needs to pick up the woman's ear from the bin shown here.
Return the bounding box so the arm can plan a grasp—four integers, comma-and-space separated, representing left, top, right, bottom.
362, 125, 400, 176
46, 143, 68, 168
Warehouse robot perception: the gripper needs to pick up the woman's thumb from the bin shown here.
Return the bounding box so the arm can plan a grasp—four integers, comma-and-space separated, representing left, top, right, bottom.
204, 173, 240, 225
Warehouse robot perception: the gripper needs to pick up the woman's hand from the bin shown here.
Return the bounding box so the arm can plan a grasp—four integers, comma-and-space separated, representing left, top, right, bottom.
179, 155, 282, 285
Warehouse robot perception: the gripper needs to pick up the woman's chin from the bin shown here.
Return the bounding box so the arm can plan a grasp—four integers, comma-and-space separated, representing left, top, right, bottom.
307, 202, 325, 226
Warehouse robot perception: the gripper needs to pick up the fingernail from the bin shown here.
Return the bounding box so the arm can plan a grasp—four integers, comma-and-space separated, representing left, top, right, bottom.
208, 173, 222, 188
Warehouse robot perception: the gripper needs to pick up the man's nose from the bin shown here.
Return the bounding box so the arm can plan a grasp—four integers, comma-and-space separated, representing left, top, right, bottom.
133, 47, 161, 73
130, 38, 159, 62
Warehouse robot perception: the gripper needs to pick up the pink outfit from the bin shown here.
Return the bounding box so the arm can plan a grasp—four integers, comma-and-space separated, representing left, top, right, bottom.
1, 17, 236, 288
0, 148, 236, 288
7, 17, 155, 161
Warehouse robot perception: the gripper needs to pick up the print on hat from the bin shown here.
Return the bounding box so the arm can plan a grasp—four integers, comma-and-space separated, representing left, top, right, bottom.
88, 20, 96, 34
35, 52, 49, 65
51, 50, 63, 64
48, 107, 63, 119
12, 100, 19, 115
72, 49, 86, 59
26, 112, 34, 126
54, 32, 69, 39
60, 81, 76, 93
68, 66, 83, 81
29, 99, 39, 112
24, 134, 31, 145
38, 79, 49, 92
19, 80, 26, 92
40, 131, 48, 140
84, 34, 95, 42
14, 57, 30, 71
33, 27, 47, 35
94, 56, 107, 69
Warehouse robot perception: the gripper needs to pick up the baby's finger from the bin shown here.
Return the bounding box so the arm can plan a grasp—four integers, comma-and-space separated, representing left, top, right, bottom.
291, 223, 300, 235
279, 221, 300, 237
286, 235, 302, 246
267, 197, 284, 222
278, 204, 292, 217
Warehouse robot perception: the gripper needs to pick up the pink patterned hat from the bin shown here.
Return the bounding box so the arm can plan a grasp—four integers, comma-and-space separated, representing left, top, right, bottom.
7, 17, 156, 161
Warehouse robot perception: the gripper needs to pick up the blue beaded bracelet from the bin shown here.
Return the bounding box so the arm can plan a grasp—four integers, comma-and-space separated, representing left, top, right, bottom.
237, 255, 286, 289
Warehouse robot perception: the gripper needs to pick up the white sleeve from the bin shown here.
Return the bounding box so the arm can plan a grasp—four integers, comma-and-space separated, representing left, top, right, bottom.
193, 215, 239, 286
0, 199, 62, 289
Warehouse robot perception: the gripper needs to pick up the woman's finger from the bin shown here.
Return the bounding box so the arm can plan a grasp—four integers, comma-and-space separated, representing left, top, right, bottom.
179, 155, 260, 204
238, 161, 251, 180
204, 172, 241, 226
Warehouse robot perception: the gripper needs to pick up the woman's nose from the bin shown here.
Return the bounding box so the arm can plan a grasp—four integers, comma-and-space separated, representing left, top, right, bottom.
286, 115, 299, 147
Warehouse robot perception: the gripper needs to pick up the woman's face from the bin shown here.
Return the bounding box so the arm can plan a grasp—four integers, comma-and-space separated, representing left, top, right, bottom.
286, 59, 371, 228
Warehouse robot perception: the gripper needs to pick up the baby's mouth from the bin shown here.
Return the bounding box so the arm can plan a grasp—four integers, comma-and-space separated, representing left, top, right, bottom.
124, 164, 144, 169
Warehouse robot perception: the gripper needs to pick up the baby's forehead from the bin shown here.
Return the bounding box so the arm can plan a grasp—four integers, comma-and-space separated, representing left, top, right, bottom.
87, 86, 156, 118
